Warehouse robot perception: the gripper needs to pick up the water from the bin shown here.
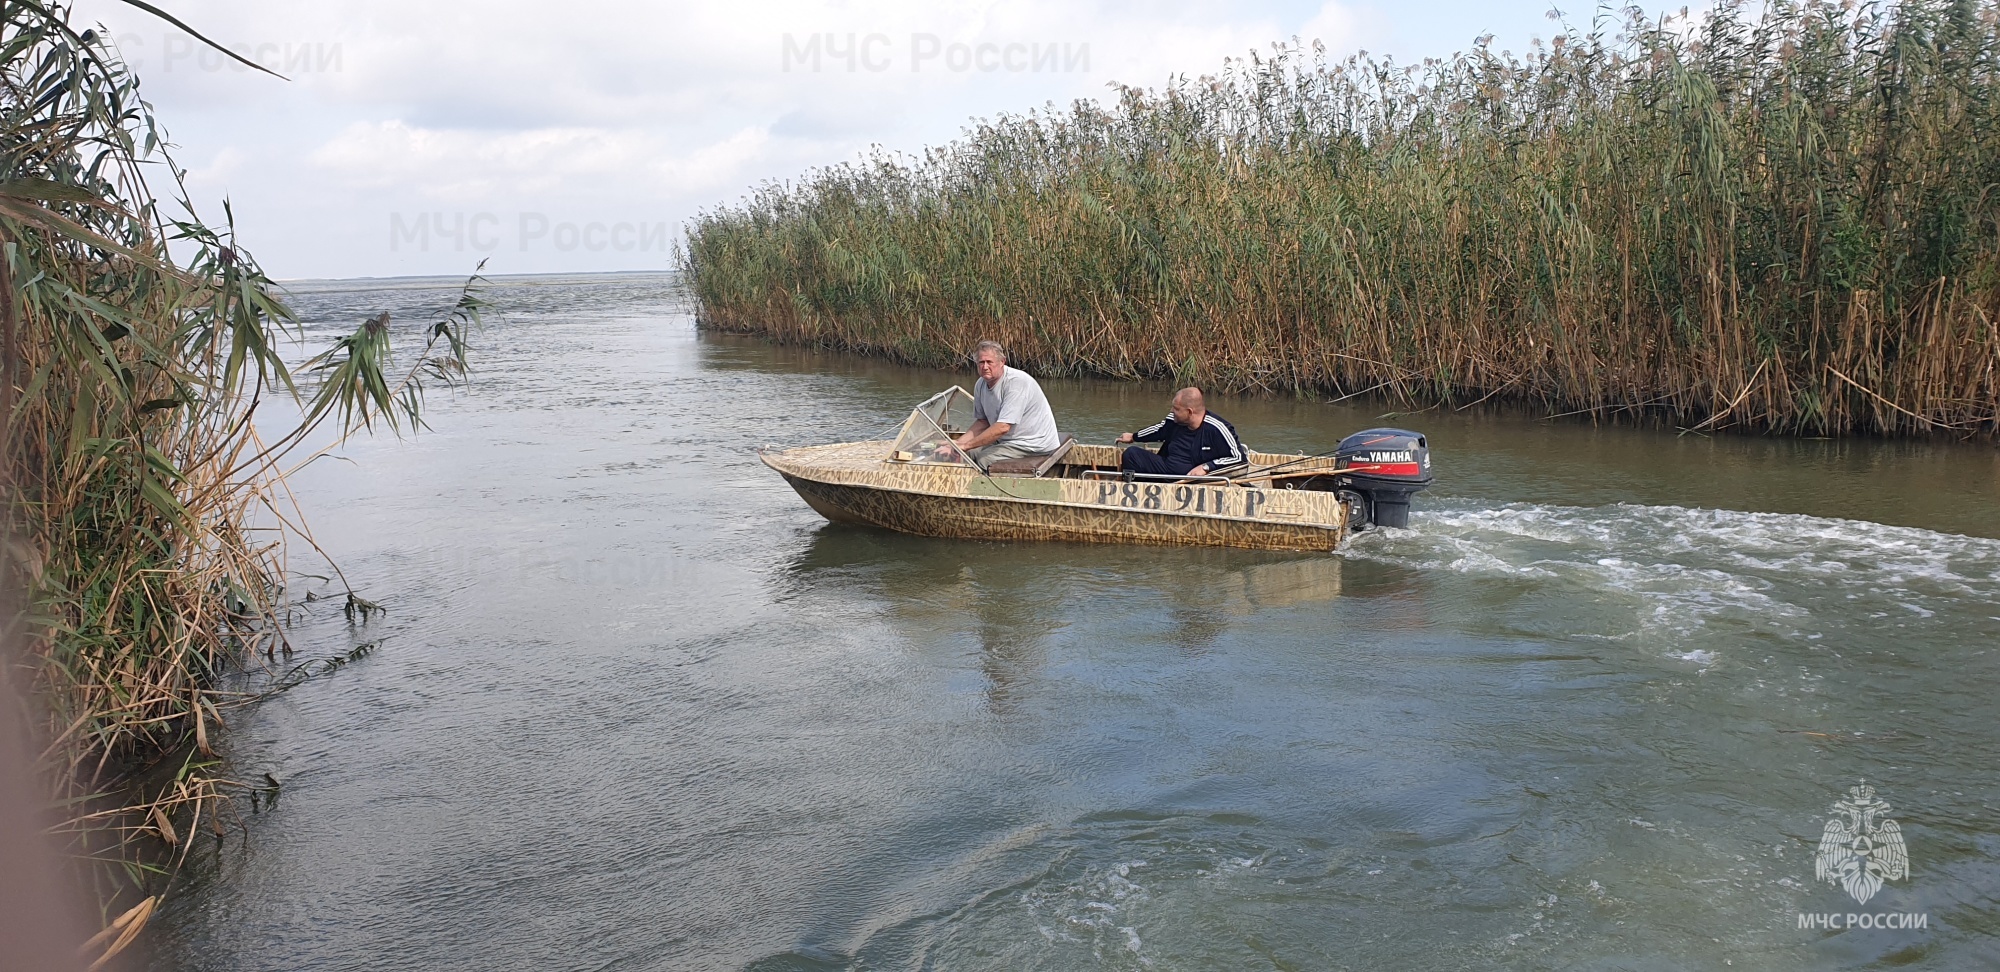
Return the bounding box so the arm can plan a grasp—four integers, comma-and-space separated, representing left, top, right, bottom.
153, 272, 2000, 971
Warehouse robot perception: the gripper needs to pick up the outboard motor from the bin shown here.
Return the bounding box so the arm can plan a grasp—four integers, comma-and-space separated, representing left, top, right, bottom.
1332, 428, 1434, 529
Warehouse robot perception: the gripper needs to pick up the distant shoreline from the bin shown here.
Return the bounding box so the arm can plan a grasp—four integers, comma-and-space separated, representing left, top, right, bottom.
277, 267, 679, 288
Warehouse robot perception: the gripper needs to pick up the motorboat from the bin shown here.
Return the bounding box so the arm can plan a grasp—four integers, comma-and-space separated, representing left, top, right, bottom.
760, 387, 1433, 552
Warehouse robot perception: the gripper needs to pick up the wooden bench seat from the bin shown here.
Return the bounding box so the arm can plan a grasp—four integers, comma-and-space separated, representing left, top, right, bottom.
984, 435, 1076, 477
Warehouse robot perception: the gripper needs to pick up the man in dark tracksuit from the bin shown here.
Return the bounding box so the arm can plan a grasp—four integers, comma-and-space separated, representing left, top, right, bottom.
1116, 387, 1248, 477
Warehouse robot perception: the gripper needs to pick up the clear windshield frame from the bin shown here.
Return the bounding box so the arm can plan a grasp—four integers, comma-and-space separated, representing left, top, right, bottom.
888, 386, 977, 467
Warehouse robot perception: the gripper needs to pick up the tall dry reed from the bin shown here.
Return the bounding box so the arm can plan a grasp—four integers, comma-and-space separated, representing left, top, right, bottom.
684, 0, 2000, 436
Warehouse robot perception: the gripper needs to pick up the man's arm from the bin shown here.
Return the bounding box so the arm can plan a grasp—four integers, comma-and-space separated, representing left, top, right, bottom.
953, 419, 1011, 452
1119, 415, 1173, 444
1203, 417, 1247, 470
935, 418, 987, 457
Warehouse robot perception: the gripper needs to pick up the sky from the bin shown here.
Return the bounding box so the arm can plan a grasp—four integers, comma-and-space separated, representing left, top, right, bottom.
67, 0, 1684, 280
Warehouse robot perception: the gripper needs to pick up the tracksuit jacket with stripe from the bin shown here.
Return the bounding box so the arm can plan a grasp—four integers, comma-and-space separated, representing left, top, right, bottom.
1128, 412, 1248, 473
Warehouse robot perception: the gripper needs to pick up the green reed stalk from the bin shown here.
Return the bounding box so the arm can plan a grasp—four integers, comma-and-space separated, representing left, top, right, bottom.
683, 0, 2000, 436
1, 2, 479, 958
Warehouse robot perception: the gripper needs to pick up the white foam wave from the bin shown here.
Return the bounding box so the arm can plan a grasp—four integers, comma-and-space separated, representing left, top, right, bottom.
1348, 501, 2000, 649
1022, 861, 1152, 965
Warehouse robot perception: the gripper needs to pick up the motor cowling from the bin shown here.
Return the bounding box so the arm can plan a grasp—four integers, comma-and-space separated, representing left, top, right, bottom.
1332, 428, 1434, 529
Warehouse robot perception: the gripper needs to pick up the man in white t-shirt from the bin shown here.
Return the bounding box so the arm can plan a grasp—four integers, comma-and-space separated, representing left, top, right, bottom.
947, 339, 1062, 464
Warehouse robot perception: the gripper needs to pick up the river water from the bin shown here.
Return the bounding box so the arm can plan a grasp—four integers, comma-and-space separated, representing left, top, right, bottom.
153, 272, 2000, 971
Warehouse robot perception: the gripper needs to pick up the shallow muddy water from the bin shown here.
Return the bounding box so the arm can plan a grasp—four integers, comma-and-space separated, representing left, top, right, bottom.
152, 272, 2000, 971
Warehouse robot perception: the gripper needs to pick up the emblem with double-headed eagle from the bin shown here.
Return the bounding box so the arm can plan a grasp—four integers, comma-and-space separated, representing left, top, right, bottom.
1815, 784, 1909, 904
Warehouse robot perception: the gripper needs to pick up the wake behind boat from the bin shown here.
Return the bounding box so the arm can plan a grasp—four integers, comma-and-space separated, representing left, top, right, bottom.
760, 388, 1434, 552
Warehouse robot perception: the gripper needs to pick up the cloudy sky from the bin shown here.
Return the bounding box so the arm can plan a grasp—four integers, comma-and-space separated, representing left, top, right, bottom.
69, 0, 1677, 280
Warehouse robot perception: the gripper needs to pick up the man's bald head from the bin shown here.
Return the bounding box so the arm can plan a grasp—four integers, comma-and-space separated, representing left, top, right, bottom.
1170, 387, 1208, 429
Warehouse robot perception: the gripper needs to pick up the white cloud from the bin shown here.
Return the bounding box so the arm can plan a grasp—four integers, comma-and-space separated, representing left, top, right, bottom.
63, 0, 1664, 277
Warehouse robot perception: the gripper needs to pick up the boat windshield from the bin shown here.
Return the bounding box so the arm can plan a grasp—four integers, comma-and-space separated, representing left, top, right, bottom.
888, 387, 977, 466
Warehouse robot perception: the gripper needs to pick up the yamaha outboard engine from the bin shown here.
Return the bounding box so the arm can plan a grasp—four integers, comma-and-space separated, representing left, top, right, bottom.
1332, 428, 1434, 529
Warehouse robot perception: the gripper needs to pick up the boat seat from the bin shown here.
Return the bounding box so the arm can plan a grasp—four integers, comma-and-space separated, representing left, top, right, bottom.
984, 435, 1076, 477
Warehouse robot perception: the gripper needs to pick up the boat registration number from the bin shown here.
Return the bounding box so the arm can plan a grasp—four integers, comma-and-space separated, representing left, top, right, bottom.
1094, 481, 1270, 518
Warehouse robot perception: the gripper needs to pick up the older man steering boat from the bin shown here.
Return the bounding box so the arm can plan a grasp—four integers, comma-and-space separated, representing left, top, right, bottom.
943, 340, 1063, 464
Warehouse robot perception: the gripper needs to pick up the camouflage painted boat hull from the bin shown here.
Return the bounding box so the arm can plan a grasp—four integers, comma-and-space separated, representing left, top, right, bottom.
761, 440, 1350, 552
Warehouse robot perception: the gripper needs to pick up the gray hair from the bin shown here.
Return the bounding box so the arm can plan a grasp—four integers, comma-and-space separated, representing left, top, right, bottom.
971, 339, 1008, 363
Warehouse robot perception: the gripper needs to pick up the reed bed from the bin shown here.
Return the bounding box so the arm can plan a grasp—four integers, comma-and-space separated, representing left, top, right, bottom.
684, 0, 2000, 436
2, 2, 476, 955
